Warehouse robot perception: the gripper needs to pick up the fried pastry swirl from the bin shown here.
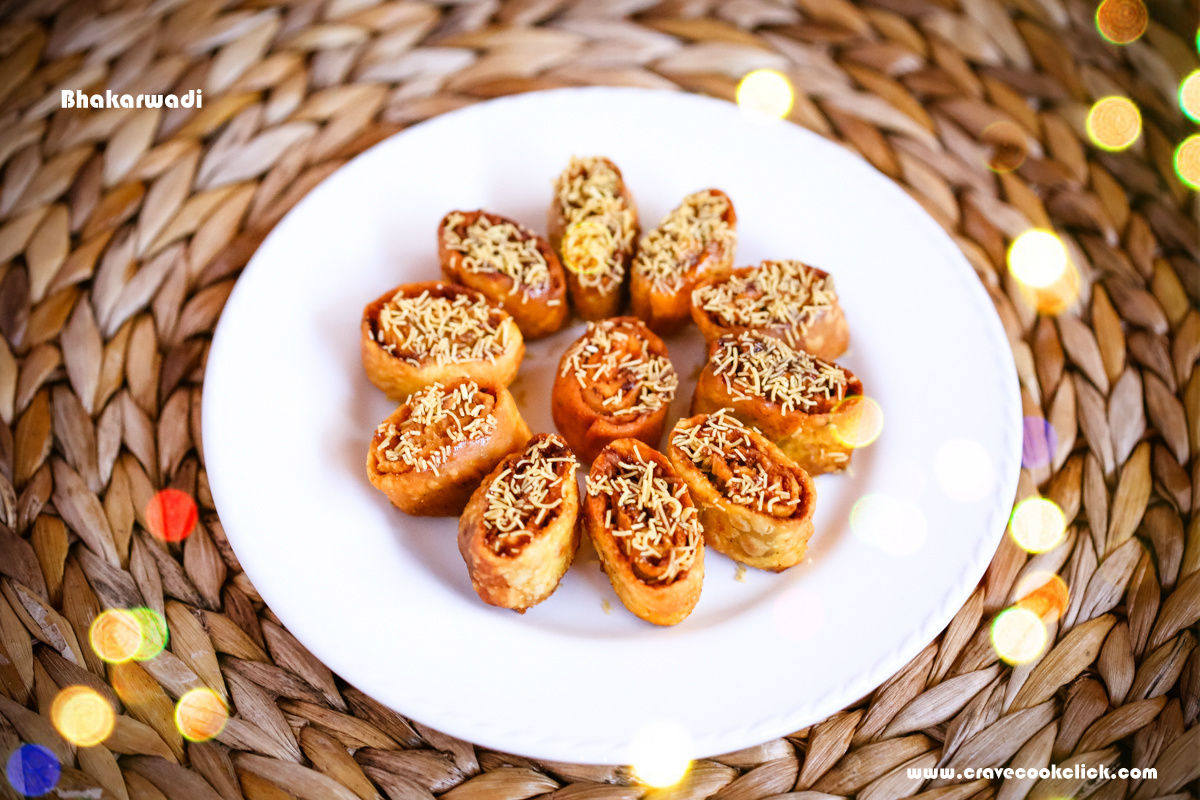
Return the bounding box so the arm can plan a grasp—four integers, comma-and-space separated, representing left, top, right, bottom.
691, 259, 848, 360
367, 378, 530, 516
552, 317, 678, 463
692, 330, 863, 475
669, 411, 815, 571
631, 189, 737, 334
584, 439, 704, 625
548, 156, 639, 320
459, 434, 581, 612
361, 282, 524, 401
438, 210, 567, 338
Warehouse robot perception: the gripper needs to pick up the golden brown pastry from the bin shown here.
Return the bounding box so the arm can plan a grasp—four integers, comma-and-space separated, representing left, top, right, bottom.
438, 210, 568, 339
668, 411, 816, 571
691, 259, 848, 360
367, 378, 531, 516
692, 330, 863, 476
551, 317, 678, 464
584, 439, 704, 626
458, 434, 580, 612
361, 281, 524, 401
548, 156, 639, 320
631, 189, 737, 335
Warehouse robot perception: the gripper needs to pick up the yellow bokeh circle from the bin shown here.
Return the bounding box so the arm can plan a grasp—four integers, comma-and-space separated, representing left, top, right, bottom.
630, 721, 692, 788
51, 686, 115, 747
992, 606, 1048, 665
1180, 71, 1200, 123
89, 609, 142, 665
175, 687, 229, 743
1175, 135, 1200, 191
1009, 497, 1066, 553
736, 69, 795, 120
1007, 229, 1068, 290
1086, 96, 1141, 152
830, 396, 884, 448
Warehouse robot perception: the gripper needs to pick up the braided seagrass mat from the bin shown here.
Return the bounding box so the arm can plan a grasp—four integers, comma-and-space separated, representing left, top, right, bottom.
0, 0, 1198, 797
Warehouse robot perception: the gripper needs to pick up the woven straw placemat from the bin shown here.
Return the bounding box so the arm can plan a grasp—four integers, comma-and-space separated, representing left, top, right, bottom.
0, 0, 1197, 798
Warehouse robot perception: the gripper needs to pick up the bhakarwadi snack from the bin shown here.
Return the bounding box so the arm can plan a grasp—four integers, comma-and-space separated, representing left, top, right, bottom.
367, 378, 531, 516
668, 411, 815, 571
438, 210, 567, 339
551, 317, 678, 463
458, 434, 580, 612
691, 259, 848, 360
584, 439, 703, 626
692, 331, 863, 476
361, 282, 524, 401
548, 157, 639, 320
631, 189, 737, 334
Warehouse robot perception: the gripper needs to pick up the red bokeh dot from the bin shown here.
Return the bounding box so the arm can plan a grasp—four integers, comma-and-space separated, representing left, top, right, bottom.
145, 490, 198, 543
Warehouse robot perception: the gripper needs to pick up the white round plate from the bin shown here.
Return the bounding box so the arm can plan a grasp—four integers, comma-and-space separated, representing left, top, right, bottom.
205, 87, 1021, 764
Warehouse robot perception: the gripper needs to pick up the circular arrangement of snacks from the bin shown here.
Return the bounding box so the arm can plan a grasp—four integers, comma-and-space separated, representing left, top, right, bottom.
359, 157, 870, 626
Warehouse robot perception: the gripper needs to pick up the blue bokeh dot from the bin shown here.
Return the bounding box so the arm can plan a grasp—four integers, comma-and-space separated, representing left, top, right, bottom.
5, 744, 61, 797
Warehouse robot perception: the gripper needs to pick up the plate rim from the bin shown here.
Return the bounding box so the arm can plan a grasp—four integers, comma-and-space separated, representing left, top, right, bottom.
204, 85, 1023, 763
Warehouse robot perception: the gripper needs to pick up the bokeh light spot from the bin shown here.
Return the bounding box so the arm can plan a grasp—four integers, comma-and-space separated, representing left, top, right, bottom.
1175, 135, 1200, 190
851, 494, 928, 557
1008, 229, 1068, 289
5, 744, 61, 797
1014, 572, 1070, 623
980, 121, 1027, 173
935, 439, 996, 503
130, 607, 169, 661
736, 69, 795, 120
1086, 96, 1142, 151
773, 585, 826, 643
992, 606, 1048, 664
175, 687, 229, 743
830, 396, 883, 448
145, 489, 197, 543
90, 609, 142, 664
630, 721, 692, 788
51, 686, 115, 747
1021, 417, 1057, 471
1009, 497, 1066, 553
1179, 71, 1200, 123
1095, 0, 1148, 43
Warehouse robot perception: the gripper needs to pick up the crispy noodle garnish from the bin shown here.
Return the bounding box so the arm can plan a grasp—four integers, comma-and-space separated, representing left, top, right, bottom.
441, 213, 554, 302
373, 381, 498, 476
695, 260, 836, 346
374, 287, 511, 366
634, 190, 735, 293
555, 157, 637, 294
587, 448, 700, 585
560, 319, 677, 419
672, 410, 804, 518
712, 331, 849, 413
483, 437, 577, 557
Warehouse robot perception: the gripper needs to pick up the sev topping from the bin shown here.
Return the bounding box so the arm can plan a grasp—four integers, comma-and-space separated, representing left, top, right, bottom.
560, 319, 678, 419
482, 436, 577, 557
672, 411, 805, 518
587, 446, 700, 585
441, 212, 554, 301
712, 331, 850, 414
634, 190, 736, 293
372, 381, 498, 476
373, 286, 512, 366
555, 157, 637, 294
694, 260, 836, 346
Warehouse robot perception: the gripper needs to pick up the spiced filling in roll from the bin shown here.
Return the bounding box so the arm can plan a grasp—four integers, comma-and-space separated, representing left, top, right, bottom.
691, 259, 847, 360
481, 436, 577, 557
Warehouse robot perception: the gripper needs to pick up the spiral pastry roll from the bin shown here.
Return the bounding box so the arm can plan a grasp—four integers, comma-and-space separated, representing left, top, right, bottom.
438, 210, 567, 339
361, 282, 524, 401
552, 317, 678, 464
631, 189, 737, 335
691, 259, 848, 360
692, 331, 863, 476
584, 439, 704, 626
458, 434, 581, 612
548, 156, 639, 321
668, 411, 815, 571
367, 378, 531, 516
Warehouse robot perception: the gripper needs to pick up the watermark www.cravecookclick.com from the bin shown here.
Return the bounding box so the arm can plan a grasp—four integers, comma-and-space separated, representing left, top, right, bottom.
61, 90, 202, 109
906, 766, 1158, 781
